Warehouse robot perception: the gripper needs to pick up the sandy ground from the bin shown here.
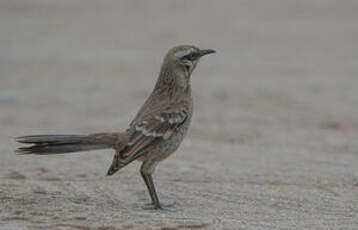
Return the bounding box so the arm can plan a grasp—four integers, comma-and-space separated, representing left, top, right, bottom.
1, 1, 358, 229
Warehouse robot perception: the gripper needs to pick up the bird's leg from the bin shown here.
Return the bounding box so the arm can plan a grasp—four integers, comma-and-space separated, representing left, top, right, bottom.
140, 161, 162, 209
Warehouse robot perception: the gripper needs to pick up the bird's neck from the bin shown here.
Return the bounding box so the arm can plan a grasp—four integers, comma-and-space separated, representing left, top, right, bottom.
153, 65, 191, 98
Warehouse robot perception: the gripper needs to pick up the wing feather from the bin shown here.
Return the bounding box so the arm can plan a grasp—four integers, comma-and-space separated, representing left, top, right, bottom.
121, 103, 188, 162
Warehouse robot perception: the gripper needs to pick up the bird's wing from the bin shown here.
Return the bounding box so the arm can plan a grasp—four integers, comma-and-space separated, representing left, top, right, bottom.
122, 102, 189, 162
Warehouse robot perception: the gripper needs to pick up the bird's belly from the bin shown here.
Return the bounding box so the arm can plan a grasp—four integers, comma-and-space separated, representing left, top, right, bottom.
147, 119, 191, 161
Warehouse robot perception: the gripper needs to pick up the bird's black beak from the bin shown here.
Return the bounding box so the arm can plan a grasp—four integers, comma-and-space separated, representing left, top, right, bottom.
199, 49, 216, 57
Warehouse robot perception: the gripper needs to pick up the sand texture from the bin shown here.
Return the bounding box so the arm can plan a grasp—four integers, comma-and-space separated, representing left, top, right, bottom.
1, 1, 358, 229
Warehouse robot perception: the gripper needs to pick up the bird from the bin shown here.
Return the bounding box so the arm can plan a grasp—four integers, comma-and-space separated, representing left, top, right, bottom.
15, 45, 215, 209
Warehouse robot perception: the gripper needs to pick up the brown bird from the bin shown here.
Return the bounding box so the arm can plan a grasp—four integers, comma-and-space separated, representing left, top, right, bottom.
15, 45, 215, 209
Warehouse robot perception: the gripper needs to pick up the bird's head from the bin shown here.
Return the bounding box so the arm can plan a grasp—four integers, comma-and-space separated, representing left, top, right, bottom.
157, 45, 215, 91
166, 45, 216, 75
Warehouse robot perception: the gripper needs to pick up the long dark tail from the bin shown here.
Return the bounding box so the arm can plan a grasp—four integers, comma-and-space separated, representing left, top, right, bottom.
15, 133, 123, 155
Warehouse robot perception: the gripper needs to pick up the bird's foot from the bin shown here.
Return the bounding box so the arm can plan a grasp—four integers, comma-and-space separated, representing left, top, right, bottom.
142, 202, 176, 211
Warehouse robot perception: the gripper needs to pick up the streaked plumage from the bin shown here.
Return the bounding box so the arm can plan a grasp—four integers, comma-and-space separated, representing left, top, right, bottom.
15, 45, 215, 209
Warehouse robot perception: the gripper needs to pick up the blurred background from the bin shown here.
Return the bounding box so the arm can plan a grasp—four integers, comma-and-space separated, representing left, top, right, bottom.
1, 1, 357, 229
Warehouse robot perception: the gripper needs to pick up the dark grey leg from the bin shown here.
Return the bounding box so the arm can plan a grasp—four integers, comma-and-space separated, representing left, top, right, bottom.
140, 161, 162, 209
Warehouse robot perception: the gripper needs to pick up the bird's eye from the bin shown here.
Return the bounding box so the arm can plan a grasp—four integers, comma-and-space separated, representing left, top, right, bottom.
183, 53, 196, 61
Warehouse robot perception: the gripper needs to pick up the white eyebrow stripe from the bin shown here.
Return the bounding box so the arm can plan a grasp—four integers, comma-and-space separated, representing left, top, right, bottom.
174, 49, 191, 58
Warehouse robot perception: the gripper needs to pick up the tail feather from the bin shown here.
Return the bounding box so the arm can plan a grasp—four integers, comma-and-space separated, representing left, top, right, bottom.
16, 135, 86, 144
15, 134, 113, 155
